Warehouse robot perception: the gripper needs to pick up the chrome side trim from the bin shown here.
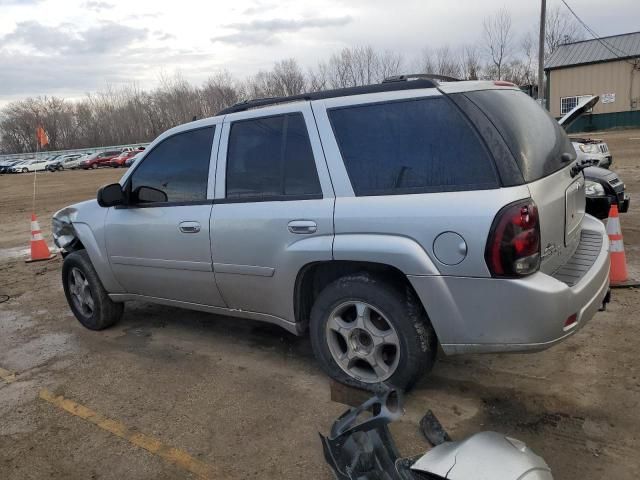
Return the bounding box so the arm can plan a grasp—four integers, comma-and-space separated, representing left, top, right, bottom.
108, 293, 301, 334
110, 256, 212, 272
213, 263, 275, 277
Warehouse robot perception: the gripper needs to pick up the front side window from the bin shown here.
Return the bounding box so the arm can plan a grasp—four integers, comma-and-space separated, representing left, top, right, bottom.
226, 113, 322, 200
129, 126, 215, 203
329, 97, 499, 196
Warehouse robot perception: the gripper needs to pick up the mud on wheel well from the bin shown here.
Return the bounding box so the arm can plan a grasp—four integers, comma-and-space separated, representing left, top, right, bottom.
294, 261, 425, 332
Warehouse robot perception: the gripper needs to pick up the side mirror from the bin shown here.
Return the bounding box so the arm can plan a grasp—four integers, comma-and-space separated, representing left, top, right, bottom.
97, 183, 125, 207
136, 186, 168, 203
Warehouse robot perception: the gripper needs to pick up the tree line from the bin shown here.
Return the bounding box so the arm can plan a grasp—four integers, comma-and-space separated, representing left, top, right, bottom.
0, 7, 582, 154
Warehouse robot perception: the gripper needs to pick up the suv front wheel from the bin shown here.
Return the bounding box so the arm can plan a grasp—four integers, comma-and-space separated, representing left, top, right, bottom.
309, 274, 437, 391
62, 250, 124, 330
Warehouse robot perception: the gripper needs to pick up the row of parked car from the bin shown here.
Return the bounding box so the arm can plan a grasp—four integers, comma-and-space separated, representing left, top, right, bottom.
0, 146, 145, 174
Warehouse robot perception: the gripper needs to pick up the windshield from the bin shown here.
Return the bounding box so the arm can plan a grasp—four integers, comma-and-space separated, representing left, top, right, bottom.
464, 89, 575, 182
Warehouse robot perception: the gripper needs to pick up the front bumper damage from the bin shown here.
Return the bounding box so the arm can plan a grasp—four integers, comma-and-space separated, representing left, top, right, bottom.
320, 389, 553, 480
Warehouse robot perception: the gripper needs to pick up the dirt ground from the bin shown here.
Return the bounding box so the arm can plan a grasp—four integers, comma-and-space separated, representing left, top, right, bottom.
1, 133, 640, 479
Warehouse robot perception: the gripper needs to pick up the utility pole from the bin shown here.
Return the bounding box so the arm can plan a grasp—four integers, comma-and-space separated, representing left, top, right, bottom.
538, 0, 546, 104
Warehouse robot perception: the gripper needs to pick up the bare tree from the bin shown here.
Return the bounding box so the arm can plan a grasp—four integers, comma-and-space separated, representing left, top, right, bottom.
200, 71, 241, 116
435, 45, 461, 78
460, 45, 483, 80
545, 6, 583, 59
483, 8, 513, 80
416, 47, 435, 74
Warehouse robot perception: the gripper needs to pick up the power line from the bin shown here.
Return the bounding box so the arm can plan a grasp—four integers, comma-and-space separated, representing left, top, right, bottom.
559, 0, 638, 65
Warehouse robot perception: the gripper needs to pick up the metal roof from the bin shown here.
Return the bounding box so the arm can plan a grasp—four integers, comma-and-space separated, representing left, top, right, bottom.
545, 31, 640, 70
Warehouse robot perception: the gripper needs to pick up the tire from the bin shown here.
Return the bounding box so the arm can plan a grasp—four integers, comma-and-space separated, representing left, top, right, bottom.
58, 166, 64, 171
91, 164, 97, 169
309, 273, 437, 392
62, 250, 123, 330
22, 167, 28, 173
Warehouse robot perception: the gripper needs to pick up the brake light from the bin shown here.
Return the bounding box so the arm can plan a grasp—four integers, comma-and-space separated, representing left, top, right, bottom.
494, 80, 516, 87
485, 199, 540, 277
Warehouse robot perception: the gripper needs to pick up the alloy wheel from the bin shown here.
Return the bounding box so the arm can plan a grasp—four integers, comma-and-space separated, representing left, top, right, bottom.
325, 301, 401, 383
68, 267, 95, 318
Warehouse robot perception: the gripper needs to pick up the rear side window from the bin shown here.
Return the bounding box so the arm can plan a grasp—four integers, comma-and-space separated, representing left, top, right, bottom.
328, 97, 498, 196
130, 126, 214, 203
226, 113, 322, 200
464, 89, 575, 182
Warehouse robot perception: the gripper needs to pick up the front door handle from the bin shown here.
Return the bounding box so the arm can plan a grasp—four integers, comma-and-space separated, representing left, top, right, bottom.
179, 221, 201, 233
288, 220, 317, 234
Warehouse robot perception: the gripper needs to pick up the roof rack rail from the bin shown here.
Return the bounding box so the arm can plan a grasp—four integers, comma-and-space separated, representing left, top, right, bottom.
216, 78, 439, 115
382, 73, 461, 83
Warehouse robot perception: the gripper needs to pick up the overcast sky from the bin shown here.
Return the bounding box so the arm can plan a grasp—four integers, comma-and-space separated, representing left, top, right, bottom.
1, 0, 639, 104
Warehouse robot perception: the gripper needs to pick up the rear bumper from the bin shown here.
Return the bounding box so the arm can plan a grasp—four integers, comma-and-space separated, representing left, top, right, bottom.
409, 215, 610, 355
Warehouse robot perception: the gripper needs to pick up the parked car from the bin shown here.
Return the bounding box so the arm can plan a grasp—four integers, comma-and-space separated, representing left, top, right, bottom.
46, 154, 84, 171
109, 148, 144, 167
53, 78, 610, 390
11, 158, 48, 173
80, 150, 123, 169
557, 95, 629, 219
0, 160, 22, 173
43, 154, 63, 171
124, 151, 143, 167
584, 166, 630, 219
65, 153, 91, 170
558, 96, 612, 168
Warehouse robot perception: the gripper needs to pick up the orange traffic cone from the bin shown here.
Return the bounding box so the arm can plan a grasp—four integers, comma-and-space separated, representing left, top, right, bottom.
606, 204, 633, 287
26, 213, 56, 263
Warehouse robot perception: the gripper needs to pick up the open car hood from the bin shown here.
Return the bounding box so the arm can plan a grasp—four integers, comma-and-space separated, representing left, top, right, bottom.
558, 95, 599, 131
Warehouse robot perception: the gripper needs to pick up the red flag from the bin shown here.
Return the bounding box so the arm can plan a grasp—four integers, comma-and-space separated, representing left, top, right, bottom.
36, 126, 49, 148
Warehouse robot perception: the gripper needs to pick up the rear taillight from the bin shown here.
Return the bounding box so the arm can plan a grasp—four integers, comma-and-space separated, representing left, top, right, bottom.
485, 199, 540, 277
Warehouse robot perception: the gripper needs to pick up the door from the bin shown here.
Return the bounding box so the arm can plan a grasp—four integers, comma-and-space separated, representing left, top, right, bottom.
211, 104, 335, 323
105, 125, 226, 307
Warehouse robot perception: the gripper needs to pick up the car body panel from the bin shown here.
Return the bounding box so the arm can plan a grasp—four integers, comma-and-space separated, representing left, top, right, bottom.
103, 119, 226, 307
210, 102, 335, 323
410, 215, 609, 353
411, 431, 553, 480
52, 81, 610, 357
104, 203, 227, 306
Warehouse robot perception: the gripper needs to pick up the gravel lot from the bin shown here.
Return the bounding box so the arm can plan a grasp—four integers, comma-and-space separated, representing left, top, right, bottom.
1, 132, 640, 479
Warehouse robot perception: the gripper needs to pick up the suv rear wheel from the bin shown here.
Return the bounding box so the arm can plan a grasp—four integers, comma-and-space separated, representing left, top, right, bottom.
309, 274, 437, 391
62, 250, 123, 330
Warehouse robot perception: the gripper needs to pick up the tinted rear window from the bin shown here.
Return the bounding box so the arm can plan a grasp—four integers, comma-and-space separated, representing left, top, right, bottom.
464, 89, 575, 182
328, 97, 499, 196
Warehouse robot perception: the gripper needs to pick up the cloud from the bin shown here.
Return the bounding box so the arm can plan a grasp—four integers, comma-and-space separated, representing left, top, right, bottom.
0, 0, 42, 5
153, 30, 175, 41
1, 21, 148, 55
242, 1, 275, 15
226, 16, 352, 33
212, 15, 352, 46
0, 21, 162, 99
83, 1, 114, 12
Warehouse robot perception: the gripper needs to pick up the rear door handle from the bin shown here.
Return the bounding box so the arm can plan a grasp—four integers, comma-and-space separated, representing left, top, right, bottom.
288, 220, 317, 234
179, 221, 201, 233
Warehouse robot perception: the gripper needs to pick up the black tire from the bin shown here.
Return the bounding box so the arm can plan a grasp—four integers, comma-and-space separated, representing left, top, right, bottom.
22, 167, 28, 173
309, 273, 437, 392
91, 164, 97, 169
62, 250, 123, 330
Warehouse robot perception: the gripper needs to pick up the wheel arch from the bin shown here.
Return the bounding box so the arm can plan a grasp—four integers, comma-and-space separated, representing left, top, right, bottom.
294, 260, 432, 335
71, 222, 125, 293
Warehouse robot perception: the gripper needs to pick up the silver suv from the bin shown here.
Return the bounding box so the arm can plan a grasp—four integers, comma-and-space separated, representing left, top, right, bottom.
53, 78, 610, 390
